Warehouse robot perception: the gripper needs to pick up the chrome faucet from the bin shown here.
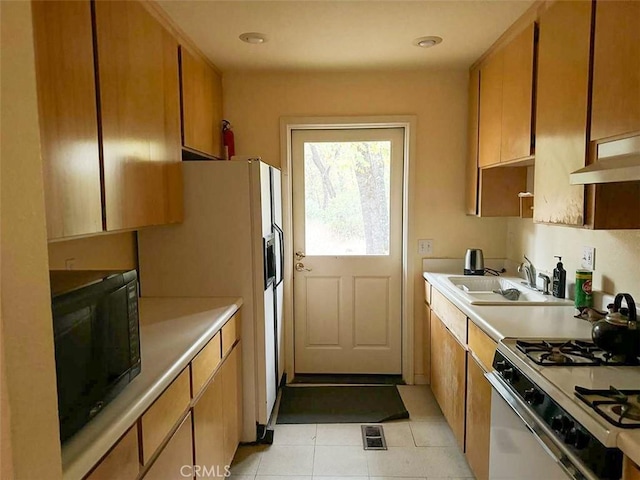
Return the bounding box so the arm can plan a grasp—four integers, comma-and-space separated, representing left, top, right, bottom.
538, 273, 551, 295
518, 255, 537, 289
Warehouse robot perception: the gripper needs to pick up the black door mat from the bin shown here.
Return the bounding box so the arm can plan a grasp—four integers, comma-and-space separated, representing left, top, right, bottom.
292, 374, 405, 385
276, 385, 409, 424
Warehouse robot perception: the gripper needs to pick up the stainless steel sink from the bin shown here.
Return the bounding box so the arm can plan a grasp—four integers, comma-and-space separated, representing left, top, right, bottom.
445, 276, 573, 306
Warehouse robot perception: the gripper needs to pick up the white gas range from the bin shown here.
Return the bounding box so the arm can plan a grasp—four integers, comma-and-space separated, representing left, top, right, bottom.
487, 337, 640, 480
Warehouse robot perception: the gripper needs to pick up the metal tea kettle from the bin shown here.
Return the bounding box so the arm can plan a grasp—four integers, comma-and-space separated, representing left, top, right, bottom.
591, 293, 639, 358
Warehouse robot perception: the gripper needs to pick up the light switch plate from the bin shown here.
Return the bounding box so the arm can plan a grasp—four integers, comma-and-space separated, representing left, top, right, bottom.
581, 246, 595, 270
418, 239, 433, 256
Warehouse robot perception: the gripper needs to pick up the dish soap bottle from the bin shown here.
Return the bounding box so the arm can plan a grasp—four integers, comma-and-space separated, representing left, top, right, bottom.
552, 256, 566, 298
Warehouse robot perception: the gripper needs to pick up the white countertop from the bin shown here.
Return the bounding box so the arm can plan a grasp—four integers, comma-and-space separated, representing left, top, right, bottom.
423, 272, 640, 465
424, 272, 592, 341
61, 296, 243, 480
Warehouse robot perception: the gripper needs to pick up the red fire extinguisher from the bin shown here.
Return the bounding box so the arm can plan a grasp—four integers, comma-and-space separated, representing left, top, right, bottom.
222, 120, 235, 160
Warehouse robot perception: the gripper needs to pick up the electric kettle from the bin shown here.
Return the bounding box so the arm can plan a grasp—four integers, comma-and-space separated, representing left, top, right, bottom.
464, 249, 485, 276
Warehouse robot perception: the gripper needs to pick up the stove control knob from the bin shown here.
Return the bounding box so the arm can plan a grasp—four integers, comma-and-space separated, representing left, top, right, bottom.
502, 368, 515, 381
523, 388, 544, 405
564, 427, 578, 445
495, 360, 507, 372
573, 430, 590, 450
551, 415, 572, 433
551, 415, 564, 432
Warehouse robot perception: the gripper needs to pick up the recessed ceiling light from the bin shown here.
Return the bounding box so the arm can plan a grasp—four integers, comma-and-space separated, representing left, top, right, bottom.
413, 36, 443, 48
239, 32, 267, 44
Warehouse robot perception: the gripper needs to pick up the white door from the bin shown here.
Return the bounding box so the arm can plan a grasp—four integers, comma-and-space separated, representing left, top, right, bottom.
292, 128, 404, 374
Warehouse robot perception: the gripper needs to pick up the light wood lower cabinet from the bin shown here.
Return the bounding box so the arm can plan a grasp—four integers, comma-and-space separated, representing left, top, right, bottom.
86, 425, 140, 480
141, 368, 191, 465
193, 371, 225, 478
221, 343, 242, 465
430, 312, 466, 449
465, 354, 492, 480
144, 413, 194, 480
624, 456, 640, 480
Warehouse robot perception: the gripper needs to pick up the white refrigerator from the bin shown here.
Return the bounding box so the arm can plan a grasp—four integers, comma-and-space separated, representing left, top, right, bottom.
138, 159, 284, 442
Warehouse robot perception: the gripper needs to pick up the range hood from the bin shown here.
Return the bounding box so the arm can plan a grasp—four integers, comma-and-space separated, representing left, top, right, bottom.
570, 135, 640, 185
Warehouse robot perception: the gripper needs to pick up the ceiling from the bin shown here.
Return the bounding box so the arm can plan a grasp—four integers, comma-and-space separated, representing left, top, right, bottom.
157, 0, 534, 72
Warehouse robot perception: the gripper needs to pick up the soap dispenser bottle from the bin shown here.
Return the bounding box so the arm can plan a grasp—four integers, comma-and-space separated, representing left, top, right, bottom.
552, 256, 566, 298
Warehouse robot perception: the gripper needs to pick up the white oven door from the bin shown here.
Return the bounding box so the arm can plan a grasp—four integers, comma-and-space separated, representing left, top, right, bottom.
486, 372, 599, 480
489, 387, 568, 479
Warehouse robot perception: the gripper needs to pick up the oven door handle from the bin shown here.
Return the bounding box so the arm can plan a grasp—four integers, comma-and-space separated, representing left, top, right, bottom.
486, 371, 600, 480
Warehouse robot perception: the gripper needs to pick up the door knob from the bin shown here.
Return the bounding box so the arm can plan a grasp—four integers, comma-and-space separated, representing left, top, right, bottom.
295, 251, 306, 260
295, 262, 312, 272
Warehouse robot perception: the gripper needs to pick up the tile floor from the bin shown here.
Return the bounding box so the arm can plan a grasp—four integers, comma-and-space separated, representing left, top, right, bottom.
230, 385, 474, 480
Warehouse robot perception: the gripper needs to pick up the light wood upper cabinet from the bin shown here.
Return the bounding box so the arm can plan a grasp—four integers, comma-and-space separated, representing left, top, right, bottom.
478, 23, 535, 168
94, 0, 183, 231
533, 0, 592, 226
465, 67, 480, 214
478, 51, 503, 168
591, 1, 640, 141
180, 46, 223, 158
32, 0, 103, 240
501, 23, 535, 162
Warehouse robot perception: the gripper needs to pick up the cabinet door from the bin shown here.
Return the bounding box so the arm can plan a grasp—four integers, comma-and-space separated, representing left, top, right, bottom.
32, 0, 103, 239
465, 67, 480, 215
193, 372, 225, 478
94, 0, 183, 231
591, 1, 640, 141
465, 355, 491, 480
86, 425, 139, 480
534, 1, 591, 226
478, 51, 503, 168
221, 344, 242, 464
430, 312, 466, 449
144, 413, 193, 480
501, 24, 535, 162
180, 47, 223, 158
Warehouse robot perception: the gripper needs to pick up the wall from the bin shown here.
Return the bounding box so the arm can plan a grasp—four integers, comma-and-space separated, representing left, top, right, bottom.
223, 70, 509, 381
0, 1, 63, 478
508, 219, 640, 302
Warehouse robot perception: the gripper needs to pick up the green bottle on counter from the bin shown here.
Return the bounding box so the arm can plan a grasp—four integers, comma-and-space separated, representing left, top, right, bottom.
575, 270, 593, 308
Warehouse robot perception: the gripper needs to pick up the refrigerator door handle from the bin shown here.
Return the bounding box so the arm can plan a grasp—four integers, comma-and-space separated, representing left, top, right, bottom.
274, 224, 284, 286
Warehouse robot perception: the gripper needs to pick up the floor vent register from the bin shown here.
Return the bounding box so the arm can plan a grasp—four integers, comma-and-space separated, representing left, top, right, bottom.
361, 424, 387, 450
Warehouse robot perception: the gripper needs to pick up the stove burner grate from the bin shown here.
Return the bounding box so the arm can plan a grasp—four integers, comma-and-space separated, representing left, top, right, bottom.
516, 339, 639, 366
575, 386, 640, 429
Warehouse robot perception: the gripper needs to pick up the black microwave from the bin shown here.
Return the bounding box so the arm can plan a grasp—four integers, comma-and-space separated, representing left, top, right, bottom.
51, 270, 141, 442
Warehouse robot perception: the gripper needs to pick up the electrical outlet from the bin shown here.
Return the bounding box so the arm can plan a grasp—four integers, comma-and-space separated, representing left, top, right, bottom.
581, 246, 595, 270
65, 258, 75, 270
418, 239, 433, 256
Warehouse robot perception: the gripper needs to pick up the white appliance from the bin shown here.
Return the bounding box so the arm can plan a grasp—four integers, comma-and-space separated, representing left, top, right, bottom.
138, 159, 284, 442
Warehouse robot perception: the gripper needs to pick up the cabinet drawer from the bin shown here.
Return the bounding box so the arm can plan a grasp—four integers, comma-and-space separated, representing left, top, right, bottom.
192, 332, 221, 398
468, 321, 497, 372
222, 314, 239, 357
424, 279, 432, 306
86, 425, 139, 480
141, 368, 191, 465
431, 289, 467, 344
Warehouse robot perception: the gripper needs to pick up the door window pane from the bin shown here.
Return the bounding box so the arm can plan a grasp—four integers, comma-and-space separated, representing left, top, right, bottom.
304, 141, 391, 255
